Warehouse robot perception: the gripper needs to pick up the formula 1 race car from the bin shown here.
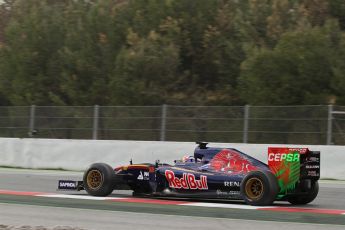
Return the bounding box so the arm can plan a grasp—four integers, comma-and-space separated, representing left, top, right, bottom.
58, 142, 320, 206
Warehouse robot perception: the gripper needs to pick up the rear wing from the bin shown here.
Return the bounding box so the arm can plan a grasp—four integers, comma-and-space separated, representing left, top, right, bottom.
267, 147, 320, 194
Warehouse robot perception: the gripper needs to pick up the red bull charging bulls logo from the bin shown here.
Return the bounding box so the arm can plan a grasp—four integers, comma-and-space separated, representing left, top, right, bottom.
165, 170, 208, 190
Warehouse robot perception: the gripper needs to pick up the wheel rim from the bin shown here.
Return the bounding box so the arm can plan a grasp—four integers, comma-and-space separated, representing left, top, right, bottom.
245, 177, 264, 200
86, 169, 103, 190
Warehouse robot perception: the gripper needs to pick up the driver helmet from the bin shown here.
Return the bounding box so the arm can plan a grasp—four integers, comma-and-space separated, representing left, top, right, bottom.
182, 155, 195, 163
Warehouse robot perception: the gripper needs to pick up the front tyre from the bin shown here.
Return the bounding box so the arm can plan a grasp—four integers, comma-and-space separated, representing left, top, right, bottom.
287, 181, 319, 205
240, 170, 279, 206
83, 163, 115, 197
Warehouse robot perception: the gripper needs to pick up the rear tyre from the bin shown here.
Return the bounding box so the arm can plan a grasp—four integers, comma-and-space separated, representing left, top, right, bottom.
240, 170, 279, 206
287, 181, 319, 205
83, 163, 115, 196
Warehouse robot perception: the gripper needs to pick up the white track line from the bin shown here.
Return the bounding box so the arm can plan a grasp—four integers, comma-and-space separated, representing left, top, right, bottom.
37, 194, 125, 200
35, 193, 345, 215
179, 202, 271, 210
38, 194, 265, 210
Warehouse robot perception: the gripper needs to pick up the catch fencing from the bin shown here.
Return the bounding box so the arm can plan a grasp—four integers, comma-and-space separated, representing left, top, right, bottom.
0, 105, 344, 145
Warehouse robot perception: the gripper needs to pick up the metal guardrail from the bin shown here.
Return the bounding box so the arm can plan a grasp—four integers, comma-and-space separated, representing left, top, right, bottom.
0, 105, 344, 145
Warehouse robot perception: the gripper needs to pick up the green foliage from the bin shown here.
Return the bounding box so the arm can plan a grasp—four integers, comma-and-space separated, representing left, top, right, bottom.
111, 29, 181, 105
0, 0, 66, 105
329, 0, 345, 30
240, 20, 345, 105
0, 0, 345, 106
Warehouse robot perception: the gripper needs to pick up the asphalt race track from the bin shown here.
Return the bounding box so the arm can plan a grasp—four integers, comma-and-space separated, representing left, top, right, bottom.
0, 168, 345, 230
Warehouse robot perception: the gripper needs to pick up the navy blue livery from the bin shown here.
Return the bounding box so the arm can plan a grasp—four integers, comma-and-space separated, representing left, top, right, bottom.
58, 142, 320, 206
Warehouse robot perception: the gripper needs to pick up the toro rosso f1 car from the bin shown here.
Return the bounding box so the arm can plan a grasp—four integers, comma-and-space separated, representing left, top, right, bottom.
58, 142, 320, 206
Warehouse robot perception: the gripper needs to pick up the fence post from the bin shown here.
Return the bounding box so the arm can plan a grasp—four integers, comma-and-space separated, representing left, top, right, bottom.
28, 105, 36, 137
243, 105, 250, 143
160, 104, 167, 141
92, 105, 99, 140
327, 104, 333, 145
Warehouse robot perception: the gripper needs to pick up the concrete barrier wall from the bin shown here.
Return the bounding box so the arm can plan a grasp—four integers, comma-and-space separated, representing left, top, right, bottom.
0, 138, 344, 180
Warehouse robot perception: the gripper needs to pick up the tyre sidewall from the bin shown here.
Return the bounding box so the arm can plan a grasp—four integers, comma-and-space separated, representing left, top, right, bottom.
240, 170, 279, 206
287, 181, 319, 205
83, 163, 115, 197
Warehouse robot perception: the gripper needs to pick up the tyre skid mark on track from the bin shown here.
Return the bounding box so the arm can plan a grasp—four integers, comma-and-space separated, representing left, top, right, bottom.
1, 189, 345, 215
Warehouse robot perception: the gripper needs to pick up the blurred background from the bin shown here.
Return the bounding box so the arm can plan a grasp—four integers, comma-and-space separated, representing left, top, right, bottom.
0, 0, 345, 144
1, 104, 344, 145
